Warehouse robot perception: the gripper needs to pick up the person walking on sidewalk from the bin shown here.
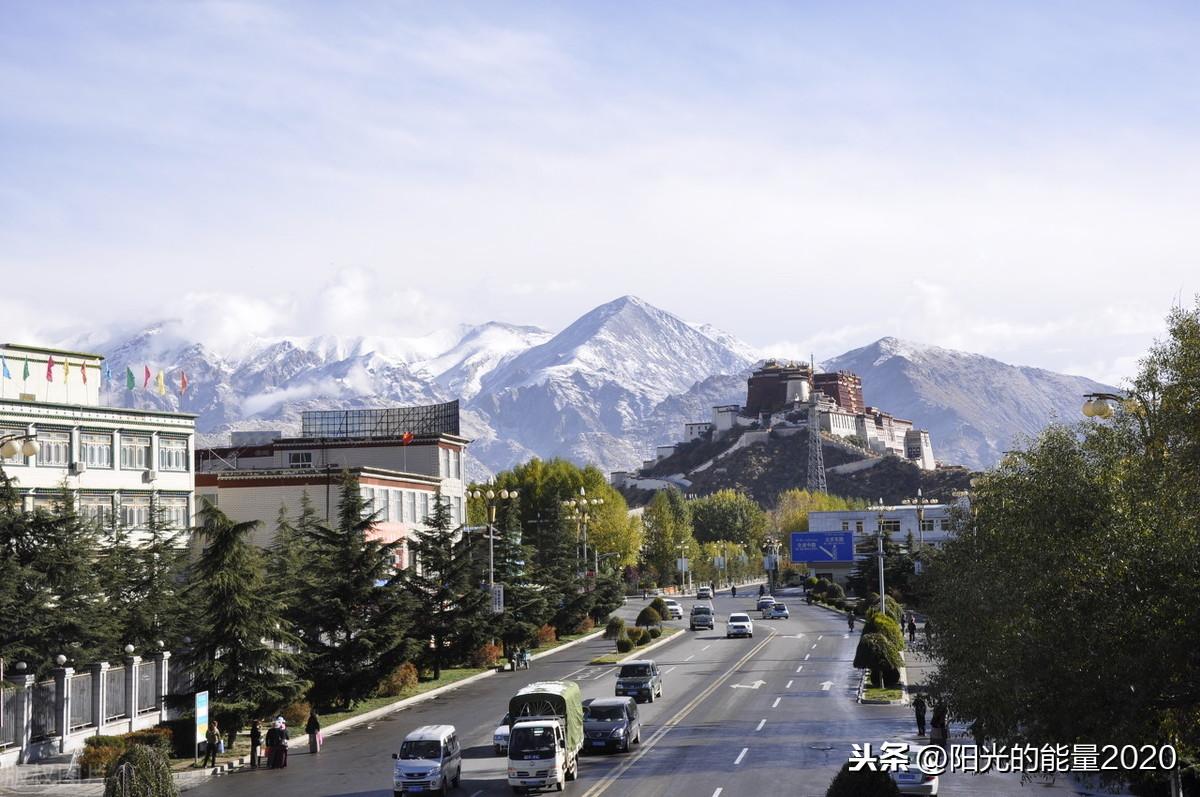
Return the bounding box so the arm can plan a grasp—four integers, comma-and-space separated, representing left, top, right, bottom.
306, 709, 322, 754
847, 612, 856, 632
249, 720, 262, 768
930, 705, 949, 752
912, 694, 927, 737
907, 616, 917, 643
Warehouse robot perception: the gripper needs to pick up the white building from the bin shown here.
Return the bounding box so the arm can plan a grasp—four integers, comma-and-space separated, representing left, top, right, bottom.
801, 502, 960, 585
905, 429, 936, 470
0, 343, 195, 539
682, 422, 712, 442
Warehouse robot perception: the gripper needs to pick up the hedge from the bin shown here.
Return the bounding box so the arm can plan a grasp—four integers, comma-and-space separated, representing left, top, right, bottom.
103, 744, 178, 797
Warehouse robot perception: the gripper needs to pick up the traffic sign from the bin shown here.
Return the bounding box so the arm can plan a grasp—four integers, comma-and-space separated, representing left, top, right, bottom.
491, 584, 504, 614
195, 690, 209, 761
790, 531, 854, 563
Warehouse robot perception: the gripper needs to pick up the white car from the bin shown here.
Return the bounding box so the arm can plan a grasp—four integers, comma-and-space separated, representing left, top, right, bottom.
662, 599, 684, 620
764, 603, 789, 620
696, 586, 713, 600
890, 744, 940, 795
726, 612, 754, 638
493, 713, 511, 755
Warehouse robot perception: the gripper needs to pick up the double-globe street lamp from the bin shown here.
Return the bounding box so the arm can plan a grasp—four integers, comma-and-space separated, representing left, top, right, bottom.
469, 485, 519, 610
899, 487, 929, 575
1081, 392, 1125, 419
562, 487, 603, 581
0, 432, 40, 460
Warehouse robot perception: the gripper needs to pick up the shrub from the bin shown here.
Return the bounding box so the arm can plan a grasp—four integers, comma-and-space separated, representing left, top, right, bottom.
626, 627, 645, 646
536, 624, 558, 646
85, 735, 127, 750
636, 607, 661, 627
80, 744, 125, 778
615, 635, 634, 653
826, 582, 846, 601
604, 617, 626, 640
649, 597, 669, 618
853, 632, 903, 688
647, 626, 662, 639
884, 595, 903, 624
825, 760, 901, 797
814, 577, 832, 596
103, 744, 179, 797
575, 616, 596, 634
635, 630, 651, 646
378, 662, 420, 697
125, 727, 173, 756
471, 642, 503, 669
805, 576, 819, 589
864, 614, 905, 650
832, 598, 845, 611
280, 700, 311, 727
158, 719, 196, 758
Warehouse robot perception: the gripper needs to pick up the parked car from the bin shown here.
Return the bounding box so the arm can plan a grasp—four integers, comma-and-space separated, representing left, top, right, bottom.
689, 604, 714, 630
662, 599, 684, 620
493, 713, 511, 755
696, 586, 713, 600
726, 613, 754, 638
583, 697, 642, 753
615, 659, 663, 703
890, 744, 941, 795
764, 603, 789, 620
756, 595, 776, 612
392, 724, 463, 795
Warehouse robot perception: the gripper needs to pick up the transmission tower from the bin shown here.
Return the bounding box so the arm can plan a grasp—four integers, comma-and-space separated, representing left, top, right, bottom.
806, 357, 827, 493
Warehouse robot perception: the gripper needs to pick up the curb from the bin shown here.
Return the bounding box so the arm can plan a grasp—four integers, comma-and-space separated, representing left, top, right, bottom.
613, 627, 687, 663
321, 628, 606, 740
854, 654, 909, 706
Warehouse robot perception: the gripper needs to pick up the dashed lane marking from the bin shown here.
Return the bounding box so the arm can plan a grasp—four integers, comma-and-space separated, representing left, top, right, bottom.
786, 680, 793, 689
811, 643, 818, 649
685, 654, 695, 662
755, 719, 765, 731
734, 748, 749, 765
771, 697, 781, 708
804, 654, 810, 660
796, 665, 804, 673
712, 789, 724, 797
702, 644, 711, 651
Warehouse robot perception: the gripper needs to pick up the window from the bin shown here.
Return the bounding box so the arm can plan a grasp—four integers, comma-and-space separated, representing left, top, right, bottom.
855, 520, 864, 533
939, 518, 952, 531
878, 519, 901, 533
406, 491, 416, 524
378, 488, 391, 521
120, 435, 152, 470
841, 521, 850, 531
288, 451, 313, 469
1, 427, 28, 466
36, 430, 70, 467
362, 487, 375, 515
80, 495, 113, 526
160, 496, 189, 528
439, 448, 450, 477
121, 497, 151, 529
81, 433, 113, 468
453, 496, 463, 526
159, 438, 189, 471
422, 492, 431, 523
920, 519, 935, 532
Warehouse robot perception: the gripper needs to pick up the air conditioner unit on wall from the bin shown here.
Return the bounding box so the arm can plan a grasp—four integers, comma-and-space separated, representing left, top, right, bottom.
70, 461, 87, 475
143, 470, 158, 483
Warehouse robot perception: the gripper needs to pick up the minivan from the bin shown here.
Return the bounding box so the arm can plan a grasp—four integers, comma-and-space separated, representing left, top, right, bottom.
393, 724, 462, 795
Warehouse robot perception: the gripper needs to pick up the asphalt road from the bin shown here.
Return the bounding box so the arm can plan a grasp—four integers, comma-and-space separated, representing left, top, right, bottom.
188, 587, 1093, 797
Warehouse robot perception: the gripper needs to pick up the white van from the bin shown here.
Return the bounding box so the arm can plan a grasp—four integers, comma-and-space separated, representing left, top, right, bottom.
392, 724, 462, 795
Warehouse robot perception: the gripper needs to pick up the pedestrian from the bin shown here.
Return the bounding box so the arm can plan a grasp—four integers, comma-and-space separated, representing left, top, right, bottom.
306, 709, 322, 754
642, 587, 647, 600
907, 616, 917, 644
277, 719, 290, 768
912, 694, 927, 737
202, 719, 220, 767
930, 706, 949, 752
249, 720, 262, 768
847, 613, 856, 632
265, 720, 280, 769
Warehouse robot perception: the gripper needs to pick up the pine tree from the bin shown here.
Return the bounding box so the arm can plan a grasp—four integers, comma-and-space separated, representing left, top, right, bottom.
0, 468, 50, 668
183, 500, 304, 742
266, 496, 315, 622
492, 501, 548, 660
126, 496, 186, 650
300, 472, 415, 708
404, 489, 490, 678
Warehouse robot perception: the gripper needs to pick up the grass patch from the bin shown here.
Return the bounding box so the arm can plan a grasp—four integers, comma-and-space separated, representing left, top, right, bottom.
863, 686, 903, 702
589, 627, 683, 664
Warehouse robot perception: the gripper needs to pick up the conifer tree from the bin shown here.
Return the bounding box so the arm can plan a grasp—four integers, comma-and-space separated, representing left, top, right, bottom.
266, 495, 315, 621
126, 496, 186, 650
405, 489, 489, 678
183, 500, 303, 742
0, 468, 50, 668
300, 472, 415, 708
491, 500, 547, 660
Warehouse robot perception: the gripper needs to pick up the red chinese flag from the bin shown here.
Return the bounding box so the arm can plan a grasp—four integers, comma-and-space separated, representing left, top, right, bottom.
46, 356, 55, 382
143, 365, 151, 389
402, 432, 413, 445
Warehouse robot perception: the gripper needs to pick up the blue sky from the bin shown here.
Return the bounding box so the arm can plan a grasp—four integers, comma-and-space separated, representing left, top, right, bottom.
3, 1, 1198, 383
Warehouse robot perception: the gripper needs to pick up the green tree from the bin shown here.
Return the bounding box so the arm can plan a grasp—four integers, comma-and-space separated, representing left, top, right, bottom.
301, 472, 416, 707
853, 632, 902, 688
772, 489, 864, 533
690, 489, 767, 547
0, 468, 51, 670
183, 501, 303, 743
405, 488, 489, 679
641, 488, 695, 587
267, 493, 317, 622
490, 500, 548, 659
125, 496, 186, 651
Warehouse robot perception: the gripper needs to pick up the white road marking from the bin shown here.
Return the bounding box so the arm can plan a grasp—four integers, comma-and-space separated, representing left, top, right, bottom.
771, 697, 781, 708
685, 654, 695, 661
786, 680, 793, 689
599, 667, 617, 679
730, 680, 767, 690
843, 634, 850, 639
796, 665, 804, 673
664, 666, 676, 674
734, 748, 749, 765
804, 653, 810, 660
820, 681, 833, 690
712, 789, 724, 797
817, 635, 823, 640
811, 643, 818, 649
702, 644, 711, 651
755, 719, 765, 731
470, 791, 482, 797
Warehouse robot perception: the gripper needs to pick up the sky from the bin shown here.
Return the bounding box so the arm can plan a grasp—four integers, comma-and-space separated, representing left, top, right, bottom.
3, 1, 1199, 386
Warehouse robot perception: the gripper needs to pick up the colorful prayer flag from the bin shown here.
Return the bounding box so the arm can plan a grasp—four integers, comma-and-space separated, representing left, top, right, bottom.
46, 357, 55, 382
180, 371, 189, 394
81, 361, 87, 384
64, 360, 71, 380
23, 358, 30, 381
102, 361, 112, 384
155, 370, 166, 396
125, 366, 135, 390
1, 356, 9, 380
143, 365, 151, 389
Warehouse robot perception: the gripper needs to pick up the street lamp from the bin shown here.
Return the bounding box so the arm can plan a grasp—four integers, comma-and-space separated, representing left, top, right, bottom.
1081, 392, 1124, 419
675, 542, 689, 592
562, 487, 604, 580
901, 488, 929, 575
468, 485, 519, 599
0, 432, 40, 460
874, 499, 888, 615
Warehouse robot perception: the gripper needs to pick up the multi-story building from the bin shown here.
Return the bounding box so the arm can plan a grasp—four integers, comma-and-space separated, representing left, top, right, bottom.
194, 402, 469, 558
905, 429, 936, 470
801, 502, 959, 585
812, 371, 864, 414
744, 361, 812, 415
0, 343, 196, 539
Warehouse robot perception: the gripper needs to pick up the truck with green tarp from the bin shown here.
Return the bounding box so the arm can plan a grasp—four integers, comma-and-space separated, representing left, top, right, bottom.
506, 680, 584, 793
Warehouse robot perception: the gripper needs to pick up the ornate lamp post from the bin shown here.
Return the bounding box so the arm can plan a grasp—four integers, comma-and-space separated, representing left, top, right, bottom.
469, 485, 519, 602
1081, 392, 1125, 419
875, 498, 887, 615
562, 487, 604, 580
0, 432, 40, 460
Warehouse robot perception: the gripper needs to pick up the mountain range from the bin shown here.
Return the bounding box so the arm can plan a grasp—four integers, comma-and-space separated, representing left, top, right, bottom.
66, 295, 1117, 479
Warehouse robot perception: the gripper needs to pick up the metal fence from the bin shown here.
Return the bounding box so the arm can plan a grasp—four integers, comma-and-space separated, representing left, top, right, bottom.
136, 662, 158, 714
68, 675, 93, 731
30, 681, 57, 740
105, 666, 127, 721
1, 688, 17, 748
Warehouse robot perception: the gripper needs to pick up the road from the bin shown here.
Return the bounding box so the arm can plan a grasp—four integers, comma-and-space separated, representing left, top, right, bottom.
189, 588, 1091, 797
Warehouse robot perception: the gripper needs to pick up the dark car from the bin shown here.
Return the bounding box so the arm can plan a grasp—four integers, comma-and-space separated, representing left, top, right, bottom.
614, 659, 663, 703
583, 697, 641, 753
690, 604, 714, 630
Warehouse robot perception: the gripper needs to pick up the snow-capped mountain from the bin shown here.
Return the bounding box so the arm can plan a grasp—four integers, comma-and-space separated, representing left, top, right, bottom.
68, 299, 1118, 478
822, 337, 1117, 470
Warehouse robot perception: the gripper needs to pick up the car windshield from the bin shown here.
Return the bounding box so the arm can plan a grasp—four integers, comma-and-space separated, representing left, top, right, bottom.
619, 664, 652, 678
729, 614, 750, 622
510, 726, 556, 759
398, 740, 442, 760
692, 606, 711, 614
773, 604, 787, 610
585, 705, 625, 721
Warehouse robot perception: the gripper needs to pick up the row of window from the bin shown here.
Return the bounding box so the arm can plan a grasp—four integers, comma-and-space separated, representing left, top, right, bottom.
439, 447, 464, 480
31, 493, 191, 529
837, 518, 953, 532
362, 487, 465, 527
0, 428, 190, 472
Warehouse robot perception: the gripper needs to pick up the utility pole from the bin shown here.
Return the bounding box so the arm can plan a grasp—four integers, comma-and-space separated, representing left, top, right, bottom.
876, 498, 887, 615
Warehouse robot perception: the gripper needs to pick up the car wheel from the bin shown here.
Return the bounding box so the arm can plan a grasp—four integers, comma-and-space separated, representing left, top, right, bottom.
555, 780, 564, 792
749, 633, 754, 638
454, 768, 461, 787
648, 690, 655, 703
621, 736, 629, 753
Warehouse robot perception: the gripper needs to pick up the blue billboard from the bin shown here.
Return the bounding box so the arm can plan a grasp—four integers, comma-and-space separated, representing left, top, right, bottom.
790, 531, 854, 563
